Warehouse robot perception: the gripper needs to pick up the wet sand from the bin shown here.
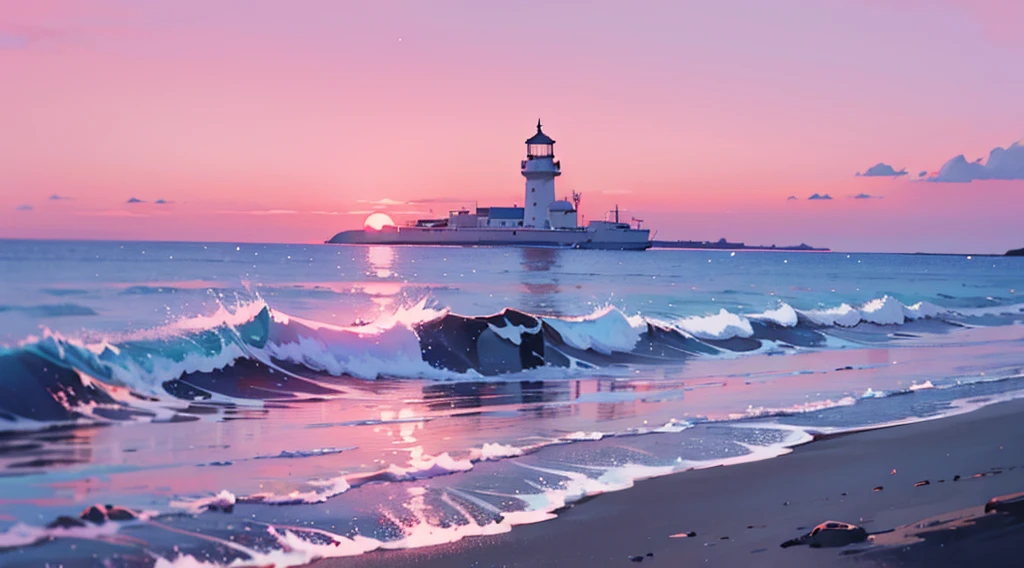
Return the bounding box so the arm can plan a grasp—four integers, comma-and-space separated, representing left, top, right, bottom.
317, 397, 1024, 567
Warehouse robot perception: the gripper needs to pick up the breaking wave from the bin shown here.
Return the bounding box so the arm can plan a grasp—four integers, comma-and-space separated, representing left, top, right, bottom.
1, 294, 1022, 430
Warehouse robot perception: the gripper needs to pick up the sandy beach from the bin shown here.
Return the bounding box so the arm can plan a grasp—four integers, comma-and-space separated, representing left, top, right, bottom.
317, 397, 1024, 567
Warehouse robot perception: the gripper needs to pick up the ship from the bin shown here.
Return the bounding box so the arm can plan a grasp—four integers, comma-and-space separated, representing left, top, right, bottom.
326, 121, 651, 250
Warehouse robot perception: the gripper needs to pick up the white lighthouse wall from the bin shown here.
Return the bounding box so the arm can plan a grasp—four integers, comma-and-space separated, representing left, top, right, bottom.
524, 176, 556, 228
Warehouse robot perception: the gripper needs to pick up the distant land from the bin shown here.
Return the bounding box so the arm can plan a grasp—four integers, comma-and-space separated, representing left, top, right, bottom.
1007, 247, 1024, 257
651, 238, 830, 252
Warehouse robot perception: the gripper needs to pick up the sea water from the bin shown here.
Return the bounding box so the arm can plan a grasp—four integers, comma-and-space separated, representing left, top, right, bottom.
1, 239, 1022, 565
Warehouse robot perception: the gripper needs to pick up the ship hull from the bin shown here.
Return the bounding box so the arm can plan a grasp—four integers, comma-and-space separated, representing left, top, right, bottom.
326, 226, 651, 250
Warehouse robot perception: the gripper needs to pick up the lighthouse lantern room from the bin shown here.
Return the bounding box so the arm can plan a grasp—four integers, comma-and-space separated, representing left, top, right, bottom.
521, 119, 561, 228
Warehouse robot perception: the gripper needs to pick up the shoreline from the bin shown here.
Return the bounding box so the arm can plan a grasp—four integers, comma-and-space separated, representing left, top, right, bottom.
316, 397, 1024, 567
1, 237, 1020, 257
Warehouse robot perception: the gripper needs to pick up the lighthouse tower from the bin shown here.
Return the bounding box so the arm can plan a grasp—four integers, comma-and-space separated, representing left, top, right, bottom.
521, 119, 561, 229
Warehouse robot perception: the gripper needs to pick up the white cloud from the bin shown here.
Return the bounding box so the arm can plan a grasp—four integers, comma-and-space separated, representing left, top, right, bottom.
0, 30, 29, 50
76, 210, 149, 218
927, 140, 1024, 182
856, 163, 907, 177
357, 198, 407, 206
217, 209, 342, 216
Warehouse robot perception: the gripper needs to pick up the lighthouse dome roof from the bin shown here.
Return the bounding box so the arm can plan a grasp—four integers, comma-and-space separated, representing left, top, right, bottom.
525, 120, 555, 145
549, 200, 574, 211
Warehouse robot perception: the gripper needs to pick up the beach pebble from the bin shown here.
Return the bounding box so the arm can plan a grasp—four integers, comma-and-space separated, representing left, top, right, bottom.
105, 505, 137, 521
48, 516, 87, 529
80, 505, 107, 524
669, 531, 697, 538
628, 555, 645, 562
914, 480, 930, 487
984, 492, 1024, 516
953, 475, 961, 481
781, 521, 868, 549
872, 486, 883, 492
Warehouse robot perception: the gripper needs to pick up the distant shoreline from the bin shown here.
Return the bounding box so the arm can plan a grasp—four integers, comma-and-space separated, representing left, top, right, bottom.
0, 237, 1020, 257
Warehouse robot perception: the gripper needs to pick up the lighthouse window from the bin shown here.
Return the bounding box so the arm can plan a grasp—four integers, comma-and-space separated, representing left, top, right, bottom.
533, 202, 536, 207
531, 188, 535, 193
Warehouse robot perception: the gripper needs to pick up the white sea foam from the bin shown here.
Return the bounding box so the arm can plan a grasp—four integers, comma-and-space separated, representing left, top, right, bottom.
170, 490, 237, 514
541, 306, 644, 354
861, 387, 890, 399
242, 476, 351, 505
748, 303, 799, 327
384, 446, 474, 480
469, 442, 524, 461
801, 303, 862, 327
675, 309, 754, 340
254, 447, 354, 460
0, 521, 123, 549
739, 396, 858, 419
562, 431, 606, 441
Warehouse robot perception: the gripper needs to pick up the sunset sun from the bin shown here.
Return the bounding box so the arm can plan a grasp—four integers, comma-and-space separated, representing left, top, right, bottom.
363, 212, 396, 231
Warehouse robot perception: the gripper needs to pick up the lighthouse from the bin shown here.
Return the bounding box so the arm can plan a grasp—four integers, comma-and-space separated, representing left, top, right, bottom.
521, 119, 561, 229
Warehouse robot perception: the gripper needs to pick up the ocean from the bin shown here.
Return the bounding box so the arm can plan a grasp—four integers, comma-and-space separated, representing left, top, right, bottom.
1, 239, 1023, 566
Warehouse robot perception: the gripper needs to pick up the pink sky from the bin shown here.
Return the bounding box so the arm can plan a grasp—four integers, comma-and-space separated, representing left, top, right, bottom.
1, 0, 1022, 253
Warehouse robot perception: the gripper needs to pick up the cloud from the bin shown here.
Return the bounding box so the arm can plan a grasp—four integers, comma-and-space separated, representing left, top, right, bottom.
49, 194, 71, 201
786, 195, 798, 200
856, 163, 907, 177
126, 197, 145, 204
851, 193, 883, 199
75, 210, 149, 218
918, 170, 928, 178
15, 204, 33, 211
357, 198, 407, 206
217, 209, 342, 216
407, 196, 470, 204
808, 193, 833, 200
926, 140, 1024, 182
154, 199, 170, 204
0, 30, 30, 50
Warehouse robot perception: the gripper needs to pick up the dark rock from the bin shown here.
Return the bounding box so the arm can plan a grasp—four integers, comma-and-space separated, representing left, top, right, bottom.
984, 492, 1024, 516
207, 503, 234, 513
645, 552, 654, 557
953, 475, 961, 481
79, 505, 107, 524
104, 505, 137, 521
47, 516, 87, 529
629, 555, 645, 562
781, 521, 868, 549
